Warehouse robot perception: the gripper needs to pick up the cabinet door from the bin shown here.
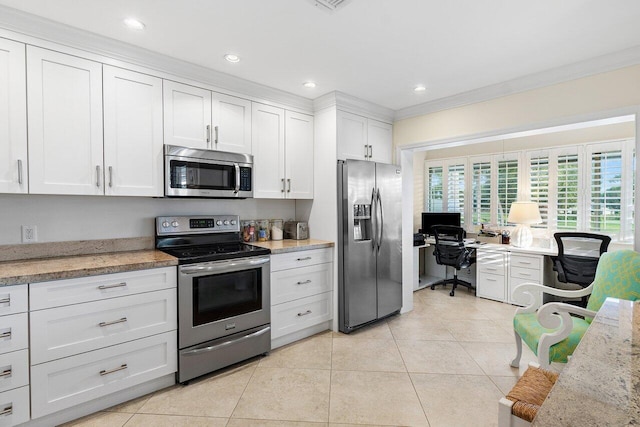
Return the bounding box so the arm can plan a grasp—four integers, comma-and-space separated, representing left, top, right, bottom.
252, 103, 285, 198
27, 47, 104, 195
163, 80, 211, 149
368, 119, 392, 163
212, 92, 252, 154
285, 111, 314, 199
103, 66, 163, 196
337, 110, 368, 161
0, 38, 27, 194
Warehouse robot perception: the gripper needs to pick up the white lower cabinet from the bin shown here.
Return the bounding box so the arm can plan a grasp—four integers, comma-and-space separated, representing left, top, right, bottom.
476, 249, 507, 302
0, 350, 29, 394
0, 386, 30, 426
31, 331, 177, 418
270, 248, 333, 348
509, 253, 543, 306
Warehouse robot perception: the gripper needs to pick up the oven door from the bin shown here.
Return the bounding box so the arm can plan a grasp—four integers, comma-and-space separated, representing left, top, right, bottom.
178, 256, 270, 349
166, 155, 252, 198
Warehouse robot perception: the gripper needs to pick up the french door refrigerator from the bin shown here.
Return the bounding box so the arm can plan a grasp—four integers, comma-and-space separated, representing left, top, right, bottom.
338, 159, 402, 333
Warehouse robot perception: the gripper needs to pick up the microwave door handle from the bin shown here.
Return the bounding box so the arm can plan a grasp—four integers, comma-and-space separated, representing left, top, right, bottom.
234, 163, 240, 193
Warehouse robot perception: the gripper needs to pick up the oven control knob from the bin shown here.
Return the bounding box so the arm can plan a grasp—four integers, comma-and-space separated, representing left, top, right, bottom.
223, 220, 230, 225
161, 221, 170, 228
230, 220, 237, 225
171, 221, 179, 228
216, 220, 223, 226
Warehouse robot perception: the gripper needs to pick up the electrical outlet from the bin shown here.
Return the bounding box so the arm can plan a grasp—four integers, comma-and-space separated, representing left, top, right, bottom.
21, 225, 38, 243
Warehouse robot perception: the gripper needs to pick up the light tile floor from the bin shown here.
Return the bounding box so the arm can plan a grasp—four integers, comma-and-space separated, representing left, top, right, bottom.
62, 286, 549, 427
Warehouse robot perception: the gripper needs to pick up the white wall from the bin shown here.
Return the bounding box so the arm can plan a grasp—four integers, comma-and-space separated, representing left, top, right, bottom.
0, 194, 295, 244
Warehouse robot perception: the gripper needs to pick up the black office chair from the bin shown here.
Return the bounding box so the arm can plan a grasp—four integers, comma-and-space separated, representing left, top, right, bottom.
551, 232, 611, 306
430, 225, 476, 297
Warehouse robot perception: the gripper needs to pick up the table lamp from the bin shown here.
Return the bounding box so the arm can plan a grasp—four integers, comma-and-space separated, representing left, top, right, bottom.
507, 201, 541, 248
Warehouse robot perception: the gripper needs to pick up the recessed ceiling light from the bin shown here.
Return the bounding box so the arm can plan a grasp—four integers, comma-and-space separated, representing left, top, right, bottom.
224, 54, 240, 63
123, 17, 145, 31
414, 85, 427, 92
303, 81, 317, 88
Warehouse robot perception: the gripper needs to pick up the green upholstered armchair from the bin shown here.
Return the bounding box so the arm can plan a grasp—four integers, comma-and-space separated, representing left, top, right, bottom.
510, 250, 640, 369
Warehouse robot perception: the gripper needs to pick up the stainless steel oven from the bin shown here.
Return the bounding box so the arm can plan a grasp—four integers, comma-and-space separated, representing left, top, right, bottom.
164, 145, 253, 198
156, 215, 271, 383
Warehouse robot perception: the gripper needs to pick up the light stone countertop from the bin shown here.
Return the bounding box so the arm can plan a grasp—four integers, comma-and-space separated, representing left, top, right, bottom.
532, 298, 640, 426
248, 239, 334, 254
0, 250, 178, 286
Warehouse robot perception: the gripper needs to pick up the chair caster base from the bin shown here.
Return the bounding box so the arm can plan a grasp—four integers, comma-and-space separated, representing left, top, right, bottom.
449, 291, 455, 297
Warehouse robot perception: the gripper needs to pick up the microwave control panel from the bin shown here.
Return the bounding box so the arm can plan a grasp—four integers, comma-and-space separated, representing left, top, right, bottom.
239, 167, 252, 191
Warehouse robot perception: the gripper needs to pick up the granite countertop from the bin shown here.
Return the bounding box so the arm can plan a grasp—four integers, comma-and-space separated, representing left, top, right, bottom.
249, 239, 334, 254
0, 250, 178, 286
532, 298, 640, 426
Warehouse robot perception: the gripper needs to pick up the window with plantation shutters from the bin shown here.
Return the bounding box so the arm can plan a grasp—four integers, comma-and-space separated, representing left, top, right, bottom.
426, 166, 443, 212
497, 159, 518, 226
447, 163, 465, 224
589, 149, 622, 234
556, 153, 579, 230
472, 161, 491, 225
529, 156, 549, 228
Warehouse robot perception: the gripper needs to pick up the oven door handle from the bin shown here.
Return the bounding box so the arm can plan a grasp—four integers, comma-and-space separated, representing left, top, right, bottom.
180, 257, 270, 275
182, 326, 271, 356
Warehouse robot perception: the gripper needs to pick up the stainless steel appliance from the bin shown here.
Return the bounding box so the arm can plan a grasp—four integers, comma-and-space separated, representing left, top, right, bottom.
156, 215, 271, 383
283, 221, 309, 240
337, 159, 402, 333
164, 145, 253, 198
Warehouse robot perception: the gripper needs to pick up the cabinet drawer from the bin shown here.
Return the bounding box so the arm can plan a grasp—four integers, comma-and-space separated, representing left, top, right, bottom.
30, 266, 177, 310
31, 289, 177, 364
0, 350, 28, 393
510, 266, 541, 282
0, 386, 29, 427
271, 248, 333, 271
509, 277, 542, 307
510, 254, 542, 271
31, 330, 177, 418
476, 273, 505, 302
272, 292, 332, 339
476, 250, 506, 263
0, 313, 28, 355
272, 263, 333, 305
0, 285, 27, 317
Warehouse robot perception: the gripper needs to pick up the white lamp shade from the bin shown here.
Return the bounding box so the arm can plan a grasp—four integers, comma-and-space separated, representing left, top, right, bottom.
507, 201, 542, 225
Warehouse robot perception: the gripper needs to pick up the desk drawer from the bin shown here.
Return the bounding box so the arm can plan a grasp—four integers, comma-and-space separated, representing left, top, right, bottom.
510, 254, 542, 271
272, 292, 332, 339
30, 289, 177, 364
510, 266, 541, 282
272, 263, 333, 305
30, 266, 177, 310
0, 386, 29, 426
0, 350, 28, 394
477, 273, 505, 302
0, 285, 27, 317
271, 248, 333, 272
0, 314, 27, 355
31, 330, 177, 418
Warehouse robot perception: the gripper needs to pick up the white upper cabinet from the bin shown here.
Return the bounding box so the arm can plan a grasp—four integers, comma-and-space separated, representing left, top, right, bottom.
212, 92, 252, 154
367, 119, 392, 163
0, 38, 27, 194
103, 66, 164, 197
163, 80, 211, 150
27, 46, 104, 195
163, 80, 252, 154
337, 110, 392, 163
252, 103, 285, 198
285, 111, 314, 199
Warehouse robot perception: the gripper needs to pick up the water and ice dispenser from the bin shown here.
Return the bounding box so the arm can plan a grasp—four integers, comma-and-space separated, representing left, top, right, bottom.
353, 203, 372, 241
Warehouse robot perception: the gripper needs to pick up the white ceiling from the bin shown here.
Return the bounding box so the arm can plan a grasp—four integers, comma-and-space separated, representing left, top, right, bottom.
1, 0, 640, 111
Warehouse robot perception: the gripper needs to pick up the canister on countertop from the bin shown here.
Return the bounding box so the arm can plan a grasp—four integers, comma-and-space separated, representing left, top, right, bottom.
256, 219, 270, 241
241, 220, 256, 242
270, 219, 283, 240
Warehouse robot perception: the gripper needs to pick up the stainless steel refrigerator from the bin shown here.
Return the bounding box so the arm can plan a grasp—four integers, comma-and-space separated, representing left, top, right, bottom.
338, 159, 403, 333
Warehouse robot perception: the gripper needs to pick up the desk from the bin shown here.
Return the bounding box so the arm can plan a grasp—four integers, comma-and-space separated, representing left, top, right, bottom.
532, 298, 640, 426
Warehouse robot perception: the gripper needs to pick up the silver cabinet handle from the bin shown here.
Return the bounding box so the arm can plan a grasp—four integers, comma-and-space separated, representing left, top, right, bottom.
287, 178, 291, 193
517, 272, 532, 277
296, 280, 312, 285
17, 160, 23, 185
0, 331, 11, 339
99, 317, 127, 327
206, 124, 211, 146
364, 144, 369, 158
96, 165, 101, 187
281, 178, 285, 193
98, 282, 127, 290
368, 145, 373, 158
486, 278, 497, 282
214, 125, 219, 145
99, 363, 127, 376
0, 297, 9, 305
108, 166, 113, 188
296, 256, 312, 261
517, 261, 532, 265
0, 369, 12, 378
297, 310, 312, 317
0, 406, 12, 416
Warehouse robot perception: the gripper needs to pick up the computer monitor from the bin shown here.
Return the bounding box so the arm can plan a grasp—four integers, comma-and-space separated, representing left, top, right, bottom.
421, 212, 461, 236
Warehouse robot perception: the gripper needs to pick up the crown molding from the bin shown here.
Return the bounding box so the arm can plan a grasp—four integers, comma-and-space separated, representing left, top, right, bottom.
0, 5, 313, 112
313, 91, 395, 123
395, 45, 640, 121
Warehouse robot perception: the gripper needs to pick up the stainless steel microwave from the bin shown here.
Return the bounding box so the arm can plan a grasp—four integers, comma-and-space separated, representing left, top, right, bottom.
164, 145, 253, 198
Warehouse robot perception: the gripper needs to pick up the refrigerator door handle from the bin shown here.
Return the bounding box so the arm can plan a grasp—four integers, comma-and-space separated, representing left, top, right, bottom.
370, 187, 377, 250
376, 188, 384, 252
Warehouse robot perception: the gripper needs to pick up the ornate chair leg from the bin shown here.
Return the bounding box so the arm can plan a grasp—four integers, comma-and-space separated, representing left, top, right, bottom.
511, 330, 522, 368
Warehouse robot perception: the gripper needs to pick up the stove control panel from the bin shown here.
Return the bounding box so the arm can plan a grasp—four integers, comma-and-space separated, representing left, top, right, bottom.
156, 215, 240, 235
